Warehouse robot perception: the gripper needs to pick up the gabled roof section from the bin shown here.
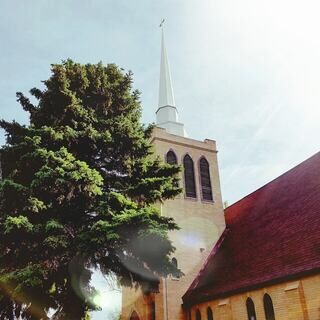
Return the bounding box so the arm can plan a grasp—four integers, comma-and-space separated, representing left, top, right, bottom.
183, 152, 320, 306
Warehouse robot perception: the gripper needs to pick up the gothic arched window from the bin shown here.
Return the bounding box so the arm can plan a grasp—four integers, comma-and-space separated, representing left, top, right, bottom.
172, 257, 178, 268
207, 307, 213, 320
171, 257, 180, 278
130, 311, 140, 320
246, 298, 257, 320
263, 294, 275, 320
151, 302, 156, 320
166, 150, 179, 188
196, 309, 201, 320
166, 150, 177, 165
199, 157, 213, 201
183, 154, 196, 198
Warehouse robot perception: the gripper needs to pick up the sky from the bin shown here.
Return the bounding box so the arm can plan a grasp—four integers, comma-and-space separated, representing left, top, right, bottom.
1, 0, 320, 205
0, 0, 319, 318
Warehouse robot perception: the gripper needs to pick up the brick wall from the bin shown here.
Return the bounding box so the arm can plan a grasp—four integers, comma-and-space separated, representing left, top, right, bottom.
188, 273, 320, 320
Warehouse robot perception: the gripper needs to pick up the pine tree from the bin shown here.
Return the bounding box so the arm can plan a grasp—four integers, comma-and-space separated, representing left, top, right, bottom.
0, 60, 181, 319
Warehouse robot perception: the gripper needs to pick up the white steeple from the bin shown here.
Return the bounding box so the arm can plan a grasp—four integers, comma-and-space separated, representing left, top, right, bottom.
156, 23, 186, 137
158, 28, 175, 108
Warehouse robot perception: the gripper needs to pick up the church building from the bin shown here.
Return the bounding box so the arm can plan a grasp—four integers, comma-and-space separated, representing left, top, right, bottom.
121, 27, 320, 320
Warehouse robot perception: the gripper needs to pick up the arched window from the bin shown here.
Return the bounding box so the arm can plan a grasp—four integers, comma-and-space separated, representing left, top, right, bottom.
246, 298, 257, 320
199, 157, 213, 201
166, 150, 179, 187
263, 294, 275, 320
171, 257, 180, 278
172, 257, 178, 268
151, 302, 156, 320
195, 309, 201, 320
207, 307, 213, 320
166, 150, 177, 165
183, 154, 196, 198
130, 311, 140, 320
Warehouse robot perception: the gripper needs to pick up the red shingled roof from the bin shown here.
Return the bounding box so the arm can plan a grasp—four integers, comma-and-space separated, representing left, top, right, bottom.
183, 152, 320, 306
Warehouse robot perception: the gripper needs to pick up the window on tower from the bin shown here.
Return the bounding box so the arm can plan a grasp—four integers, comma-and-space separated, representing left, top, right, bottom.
171, 257, 181, 278
166, 150, 179, 188
207, 307, 213, 320
183, 154, 197, 198
166, 150, 178, 165
172, 257, 178, 268
199, 157, 213, 201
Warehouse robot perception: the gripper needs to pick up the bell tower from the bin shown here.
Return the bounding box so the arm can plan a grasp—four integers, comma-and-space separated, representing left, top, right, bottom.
121, 24, 226, 320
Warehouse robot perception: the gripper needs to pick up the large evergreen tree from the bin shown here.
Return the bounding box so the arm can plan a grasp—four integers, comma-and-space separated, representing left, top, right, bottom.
0, 60, 181, 319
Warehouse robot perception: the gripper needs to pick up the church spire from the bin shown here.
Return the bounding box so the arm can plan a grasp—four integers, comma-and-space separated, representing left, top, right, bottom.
158, 27, 175, 108
156, 21, 186, 137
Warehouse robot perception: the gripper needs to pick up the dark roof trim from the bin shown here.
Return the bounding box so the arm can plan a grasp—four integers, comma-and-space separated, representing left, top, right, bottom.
182, 267, 320, 308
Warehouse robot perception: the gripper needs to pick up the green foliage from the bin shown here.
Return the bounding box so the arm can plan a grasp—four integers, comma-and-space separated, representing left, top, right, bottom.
0, 60, 181, 319
0, 265, 45, 294
4, 215, 33, 234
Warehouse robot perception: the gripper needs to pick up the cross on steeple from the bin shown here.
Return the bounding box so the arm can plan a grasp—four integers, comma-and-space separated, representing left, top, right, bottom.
159, 18, 165, 28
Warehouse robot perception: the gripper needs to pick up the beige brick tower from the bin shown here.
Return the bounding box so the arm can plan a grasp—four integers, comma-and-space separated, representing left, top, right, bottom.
121, 25, 226, 320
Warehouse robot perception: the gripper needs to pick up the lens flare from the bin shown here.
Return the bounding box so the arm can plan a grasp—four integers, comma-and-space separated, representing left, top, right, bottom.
89, 271, 122, 319
0, 281, 46, 319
